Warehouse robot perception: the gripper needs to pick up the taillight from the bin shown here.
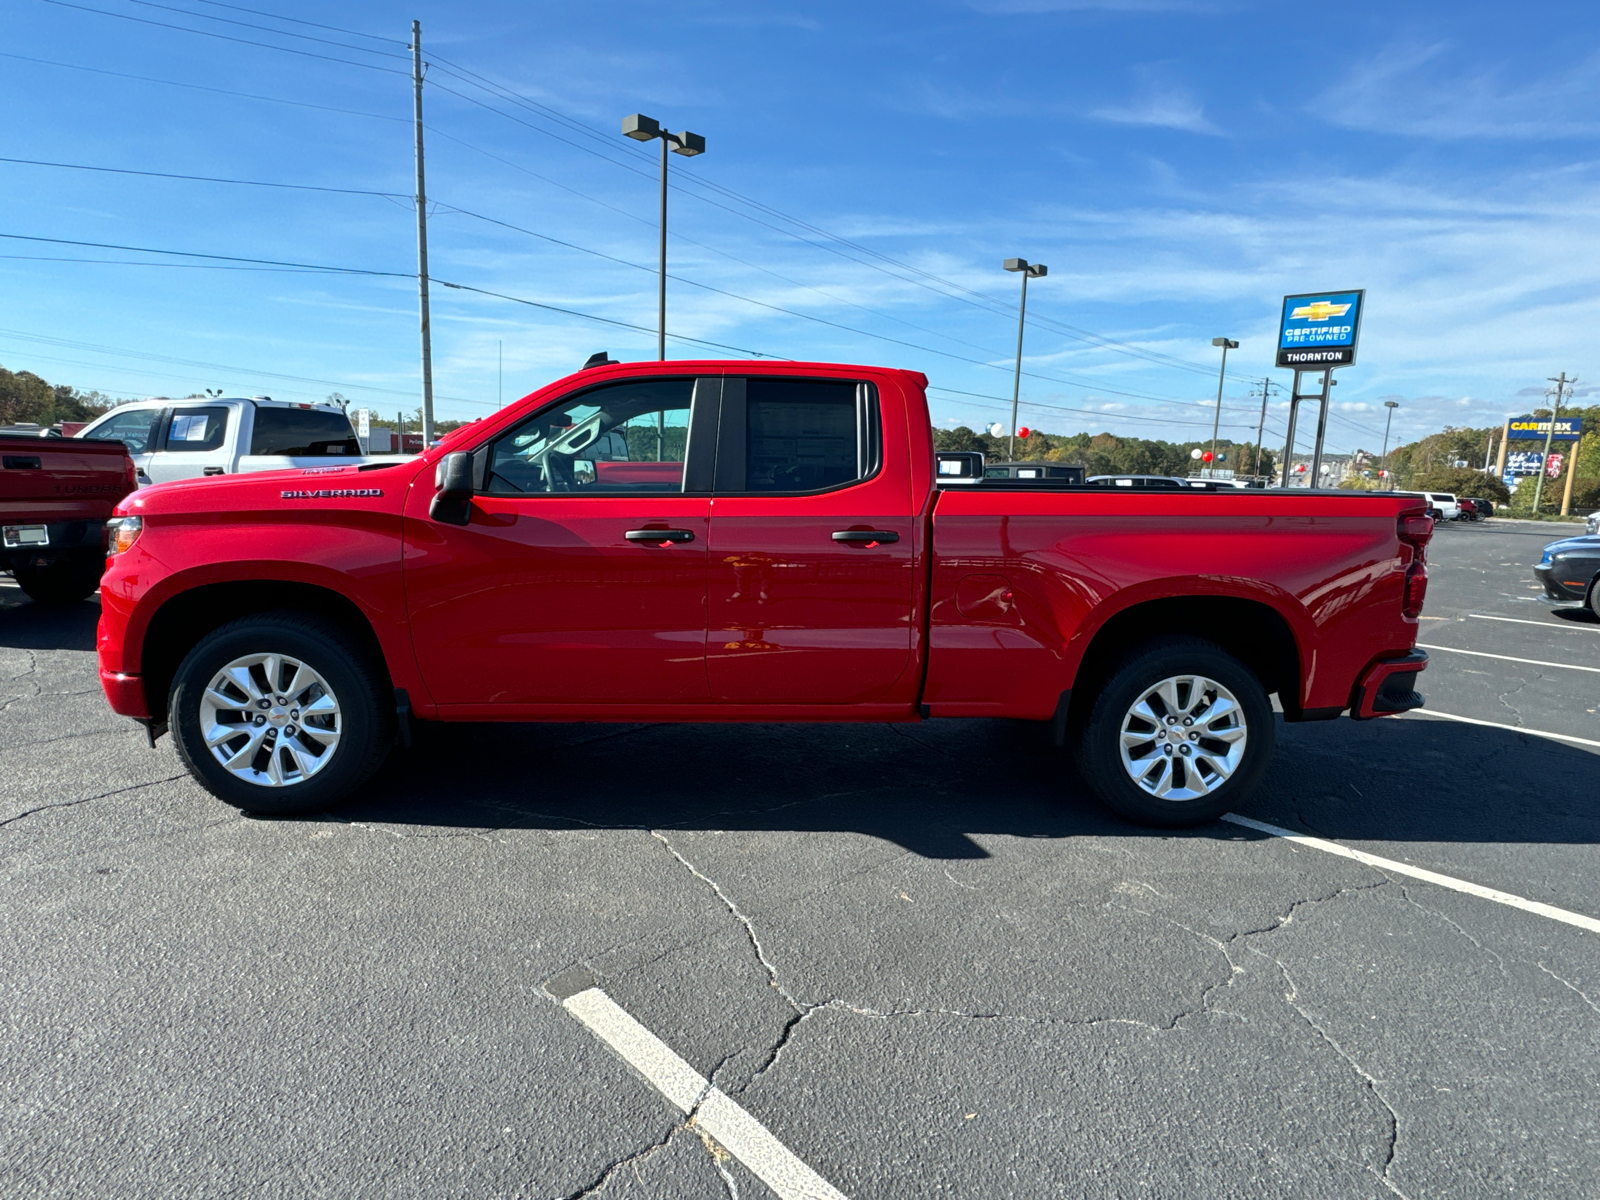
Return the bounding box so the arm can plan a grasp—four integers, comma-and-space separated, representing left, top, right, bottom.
1402, 563, 1428, 618
1398, 513, 1433, 563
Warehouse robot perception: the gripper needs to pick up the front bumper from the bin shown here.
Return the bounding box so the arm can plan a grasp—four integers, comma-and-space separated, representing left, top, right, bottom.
1350, 650, 1428, 720
1533, 563, 1589, 603
99, 668, 150, 719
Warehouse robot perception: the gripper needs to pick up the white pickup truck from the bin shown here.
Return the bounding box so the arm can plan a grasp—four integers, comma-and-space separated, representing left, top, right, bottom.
75, 397, 383, 485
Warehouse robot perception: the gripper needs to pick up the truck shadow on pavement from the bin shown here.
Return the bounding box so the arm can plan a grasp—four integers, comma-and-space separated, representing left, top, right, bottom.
336, 713, 1600, 859
0, 589, 99, 651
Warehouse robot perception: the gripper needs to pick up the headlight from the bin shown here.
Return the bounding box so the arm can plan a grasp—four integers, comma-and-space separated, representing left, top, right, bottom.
106, 516, 143, 555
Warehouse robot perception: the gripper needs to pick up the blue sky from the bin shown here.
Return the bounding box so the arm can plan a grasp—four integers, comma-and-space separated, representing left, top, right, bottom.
3, 0, 1596, 456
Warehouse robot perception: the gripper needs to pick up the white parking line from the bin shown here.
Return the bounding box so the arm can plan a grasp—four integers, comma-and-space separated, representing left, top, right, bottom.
1418, 644, 1600, 673
1222, 814, 1600, 934
1469, 613, 1598, 632
557, 984, 848, 1200
1403, 709, 1600, 749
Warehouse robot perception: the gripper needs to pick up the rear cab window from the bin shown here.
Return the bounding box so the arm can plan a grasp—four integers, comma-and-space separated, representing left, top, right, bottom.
250, 408, 360, 456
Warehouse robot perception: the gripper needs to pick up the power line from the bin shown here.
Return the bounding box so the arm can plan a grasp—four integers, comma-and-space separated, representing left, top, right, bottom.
36, 0, 408, 74
182, 0, 406, 45
0, 156, 408, 198
0, 50, 409, 122
112, 0, 407, 59
0, 231, 413, 275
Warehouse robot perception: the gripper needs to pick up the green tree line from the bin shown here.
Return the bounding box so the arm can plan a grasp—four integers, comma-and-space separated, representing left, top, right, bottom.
932, 425, 1277, 480
0, 364, 115, 427
1378, 403, 1600, 512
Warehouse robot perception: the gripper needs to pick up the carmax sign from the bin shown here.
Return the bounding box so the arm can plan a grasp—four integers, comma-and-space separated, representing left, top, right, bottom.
1507, 416, 1580, 441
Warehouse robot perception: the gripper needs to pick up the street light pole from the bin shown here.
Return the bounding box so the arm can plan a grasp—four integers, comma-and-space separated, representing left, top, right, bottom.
1208, 337, 1238, 476
1380, 399, 1398, 490
623, 114, 706, 361
1003, 258, 1047, 459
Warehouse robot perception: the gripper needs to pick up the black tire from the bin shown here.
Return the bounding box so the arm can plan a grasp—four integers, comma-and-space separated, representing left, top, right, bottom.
1075, 636, 1275, 827
13, 553, 105, 605
1589, 576, 1600, 621
169, 613, 393, 815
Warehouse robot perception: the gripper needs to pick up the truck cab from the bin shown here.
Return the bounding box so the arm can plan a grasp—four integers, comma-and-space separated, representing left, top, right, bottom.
77, 397, 368, 485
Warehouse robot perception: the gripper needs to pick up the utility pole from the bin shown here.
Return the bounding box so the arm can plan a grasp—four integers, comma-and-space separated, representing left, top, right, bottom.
1253, 377, 1270, 480
411, 20, 435, 446
1533, 372, 1572, 514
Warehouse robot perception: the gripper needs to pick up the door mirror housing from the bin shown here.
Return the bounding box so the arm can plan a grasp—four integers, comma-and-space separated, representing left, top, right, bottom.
430, 451, 475, 526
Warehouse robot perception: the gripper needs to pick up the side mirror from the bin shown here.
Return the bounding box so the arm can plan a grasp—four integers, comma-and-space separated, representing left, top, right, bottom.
430, 451, 475, 526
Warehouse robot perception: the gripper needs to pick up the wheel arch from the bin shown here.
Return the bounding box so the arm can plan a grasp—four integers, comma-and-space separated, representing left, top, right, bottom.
140, 579, 392, 723
1067, 592, 1305, 724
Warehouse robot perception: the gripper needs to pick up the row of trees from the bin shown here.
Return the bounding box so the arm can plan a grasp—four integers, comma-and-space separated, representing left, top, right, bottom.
0, 365, 116, 428
932, 425, 1277, 480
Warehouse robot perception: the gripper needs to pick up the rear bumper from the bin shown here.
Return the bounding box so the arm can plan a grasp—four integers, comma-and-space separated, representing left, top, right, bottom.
99, 668, 151, 719
1350, 650, 1428, 720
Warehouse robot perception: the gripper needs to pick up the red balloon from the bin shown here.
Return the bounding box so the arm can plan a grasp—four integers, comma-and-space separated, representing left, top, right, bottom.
1202, 451, 1213, 462
1017, 426, 1030, 439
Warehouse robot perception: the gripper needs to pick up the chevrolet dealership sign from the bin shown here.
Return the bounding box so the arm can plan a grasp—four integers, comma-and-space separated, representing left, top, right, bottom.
1277, 290, 1365, 368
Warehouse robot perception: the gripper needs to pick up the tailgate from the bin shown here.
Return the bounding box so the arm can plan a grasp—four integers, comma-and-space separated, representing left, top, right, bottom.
1, 437, 134, 523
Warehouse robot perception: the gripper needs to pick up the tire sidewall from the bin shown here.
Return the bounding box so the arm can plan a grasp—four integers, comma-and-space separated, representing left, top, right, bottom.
170, 616, 382, 814
1079, 638, 1274, 827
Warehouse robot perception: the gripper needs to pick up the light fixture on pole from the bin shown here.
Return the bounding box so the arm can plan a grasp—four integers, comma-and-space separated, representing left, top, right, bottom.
623, 113, 706, 362
1003, 258, 1047, 458
1207, 337, 1238, 476
1380, 400, 1398, 489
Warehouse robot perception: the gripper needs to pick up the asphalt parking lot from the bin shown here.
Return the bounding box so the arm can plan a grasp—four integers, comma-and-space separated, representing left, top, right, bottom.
2, 518, 1597, 1199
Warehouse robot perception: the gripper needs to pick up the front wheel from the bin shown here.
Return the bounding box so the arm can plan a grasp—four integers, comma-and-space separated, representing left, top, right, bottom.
1076, 637, 1274, 827
169, 613, 392, 815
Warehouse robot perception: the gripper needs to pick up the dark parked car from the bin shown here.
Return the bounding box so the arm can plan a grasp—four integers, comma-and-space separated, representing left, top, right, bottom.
1460, 497, 1493, 520
1534, 536, 1600, 616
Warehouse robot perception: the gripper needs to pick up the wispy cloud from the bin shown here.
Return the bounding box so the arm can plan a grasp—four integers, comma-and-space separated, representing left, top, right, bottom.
1318, 41, 1600, 140
1090, 70, 1222, 134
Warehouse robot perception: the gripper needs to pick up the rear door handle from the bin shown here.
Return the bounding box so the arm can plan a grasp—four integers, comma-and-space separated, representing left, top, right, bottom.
831, 529, 899, 544
203, 466, 225, 476
625, 528, 695, 543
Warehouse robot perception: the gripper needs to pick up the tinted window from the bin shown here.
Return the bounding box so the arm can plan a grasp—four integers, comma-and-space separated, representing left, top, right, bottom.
250, 408, 359, 456
487, 379, 692, 494
163, 406, 229, 452
744, 378, 862, 492
84, 407, 161, 453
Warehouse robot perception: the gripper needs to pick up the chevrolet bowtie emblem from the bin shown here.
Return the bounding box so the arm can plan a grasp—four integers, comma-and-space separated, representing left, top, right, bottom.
1290, 300, 1352, 322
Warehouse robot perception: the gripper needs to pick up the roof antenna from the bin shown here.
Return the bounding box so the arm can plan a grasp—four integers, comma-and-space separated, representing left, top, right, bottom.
582, 352, 618, 370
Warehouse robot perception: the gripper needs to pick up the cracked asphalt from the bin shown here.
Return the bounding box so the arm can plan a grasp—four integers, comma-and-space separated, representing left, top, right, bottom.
2, 519, 1597, 1199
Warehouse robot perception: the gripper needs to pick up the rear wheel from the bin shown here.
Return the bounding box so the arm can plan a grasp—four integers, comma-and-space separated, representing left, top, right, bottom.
1589, 575, 1600, 621
169, 613, 392, 815
1076, 637, 1274, 827
13, 553, 105, 605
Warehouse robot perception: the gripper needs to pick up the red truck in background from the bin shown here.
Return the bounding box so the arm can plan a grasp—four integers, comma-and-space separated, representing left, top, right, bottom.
2, 433, 137, 603
95, 360, 1431, 826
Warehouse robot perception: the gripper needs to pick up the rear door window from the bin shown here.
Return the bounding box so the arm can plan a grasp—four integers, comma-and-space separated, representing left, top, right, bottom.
250, 408, 360, 456
718, 377, 880, 493
162, 407, 229, 452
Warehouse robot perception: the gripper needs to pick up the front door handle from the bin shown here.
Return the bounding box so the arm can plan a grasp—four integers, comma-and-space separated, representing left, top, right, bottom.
625, 528, 695, 543
831, 529, 899, 544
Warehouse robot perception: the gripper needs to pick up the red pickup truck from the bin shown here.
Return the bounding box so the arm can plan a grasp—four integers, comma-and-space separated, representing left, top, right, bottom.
96, 360, 1430, 826
2, 433, 137, 603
